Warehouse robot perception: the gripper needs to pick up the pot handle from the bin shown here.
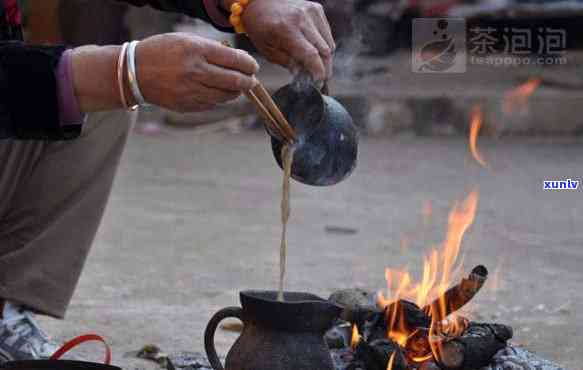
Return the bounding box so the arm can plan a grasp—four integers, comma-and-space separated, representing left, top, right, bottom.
204, 306, 243, 370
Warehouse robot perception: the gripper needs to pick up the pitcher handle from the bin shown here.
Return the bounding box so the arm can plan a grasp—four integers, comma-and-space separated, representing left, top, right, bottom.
204, 306, 243, 370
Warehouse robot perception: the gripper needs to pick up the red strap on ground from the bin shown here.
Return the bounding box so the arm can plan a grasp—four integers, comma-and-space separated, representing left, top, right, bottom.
50, 334, 112, 365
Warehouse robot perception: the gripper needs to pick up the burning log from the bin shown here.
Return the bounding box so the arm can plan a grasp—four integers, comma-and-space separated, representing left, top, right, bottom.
436, 323, 513, 370
328, 289, 429, 343
358, 299, 432, 343
348, 339, 407, 370
417, 359, 442, 370
423, 265, 488, 322
387, 300, 432, 332
403, 328, 434, 361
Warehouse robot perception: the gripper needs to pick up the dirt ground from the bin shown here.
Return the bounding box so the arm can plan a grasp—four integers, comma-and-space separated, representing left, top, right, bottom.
38, 129, 582, 369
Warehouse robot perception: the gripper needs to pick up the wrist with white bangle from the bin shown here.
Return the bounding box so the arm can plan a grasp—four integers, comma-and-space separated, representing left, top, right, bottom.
127, 41, 149, 108
116, 40, 149, 111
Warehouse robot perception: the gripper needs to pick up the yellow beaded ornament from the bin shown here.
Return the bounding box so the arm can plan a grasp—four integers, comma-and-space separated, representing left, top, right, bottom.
229, 0, 251, 34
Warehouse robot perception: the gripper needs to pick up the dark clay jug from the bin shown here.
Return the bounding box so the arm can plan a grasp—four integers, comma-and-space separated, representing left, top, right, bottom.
1, 361, 120, 370
270, 80, 359, 187
204, 290, 342, 370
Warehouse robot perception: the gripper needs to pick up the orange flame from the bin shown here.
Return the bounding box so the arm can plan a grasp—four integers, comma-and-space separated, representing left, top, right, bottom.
412, 354, 433, 363
351, 324, 360, 349
469, 105, 488, 169
387, 352, 397, 370
377, 191, 479, 363
502, 77, 541, 115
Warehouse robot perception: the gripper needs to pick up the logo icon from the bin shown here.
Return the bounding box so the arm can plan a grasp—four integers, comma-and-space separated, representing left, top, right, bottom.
412, 18, 466, 73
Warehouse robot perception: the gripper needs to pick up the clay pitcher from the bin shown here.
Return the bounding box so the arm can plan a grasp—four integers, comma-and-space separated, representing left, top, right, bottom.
204, 290, 342, 370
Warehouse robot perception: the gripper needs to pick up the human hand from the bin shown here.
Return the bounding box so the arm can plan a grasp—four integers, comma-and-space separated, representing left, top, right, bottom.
137, 33, 259, 112
72, 33, 259, 113
236, 0, 335, 81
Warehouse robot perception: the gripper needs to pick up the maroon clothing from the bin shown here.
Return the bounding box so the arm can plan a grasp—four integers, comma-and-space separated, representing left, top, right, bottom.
1, 0, 22, 40
4, 0, 21, 26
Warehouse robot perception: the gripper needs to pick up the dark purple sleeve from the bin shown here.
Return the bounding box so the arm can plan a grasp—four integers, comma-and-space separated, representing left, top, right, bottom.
0, 41, 81, 140
202, 0, 231, 28
56, 49, 86, 126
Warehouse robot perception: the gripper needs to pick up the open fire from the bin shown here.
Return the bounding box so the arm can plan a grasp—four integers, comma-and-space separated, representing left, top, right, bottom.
327, 190, 513, 370
323, 82, 555, 369
377, 191, 480, 368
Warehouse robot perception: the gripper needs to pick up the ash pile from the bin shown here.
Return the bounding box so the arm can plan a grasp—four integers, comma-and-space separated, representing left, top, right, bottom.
325, 266, 566, 370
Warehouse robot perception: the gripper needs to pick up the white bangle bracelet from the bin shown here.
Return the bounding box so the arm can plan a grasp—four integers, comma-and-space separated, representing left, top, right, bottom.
117, 42, 132, 110
127, 40, 148, 107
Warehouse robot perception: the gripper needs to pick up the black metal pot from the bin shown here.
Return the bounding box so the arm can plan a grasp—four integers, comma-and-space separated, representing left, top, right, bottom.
204, 290, 342, 370
270, 80, 359, 187
1, 360, 120, 370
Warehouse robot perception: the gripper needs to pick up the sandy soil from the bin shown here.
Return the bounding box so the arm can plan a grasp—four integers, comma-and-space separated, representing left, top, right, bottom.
39, 129, 583, 369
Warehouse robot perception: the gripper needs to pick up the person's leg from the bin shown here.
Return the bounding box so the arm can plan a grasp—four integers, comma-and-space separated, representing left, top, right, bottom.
0, 110, 134, 319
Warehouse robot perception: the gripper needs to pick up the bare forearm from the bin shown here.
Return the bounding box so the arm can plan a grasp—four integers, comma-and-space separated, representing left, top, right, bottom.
71, 45, 132, 113
70, 34, 258, 114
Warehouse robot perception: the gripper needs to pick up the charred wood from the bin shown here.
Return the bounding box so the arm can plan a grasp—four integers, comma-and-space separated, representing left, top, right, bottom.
423, 265, 488, 322
326, 322, 352, 349
404, 328, 433, 360
386, 300, 432, 332
354, 300, 433, 343
349, 339, 407, 370
362, 309, 388, 343
437, 323, 513, 370
417, 359, 442, 370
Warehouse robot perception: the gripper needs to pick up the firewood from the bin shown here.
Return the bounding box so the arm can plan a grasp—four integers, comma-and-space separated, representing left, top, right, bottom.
342, 299, 432, 344
424, 265, 488, 322
418, 359, 442, 370
326, 322, 352, 349
349, 339, 408, 370
364, 300, 430, 342
329, 291, 432, 341
404, 328, 433, 360
436, 322, 513, 370
386, 300, 432, 331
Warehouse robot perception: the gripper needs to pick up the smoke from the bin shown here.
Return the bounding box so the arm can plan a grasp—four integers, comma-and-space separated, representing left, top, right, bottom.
332, 16, 366, 81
